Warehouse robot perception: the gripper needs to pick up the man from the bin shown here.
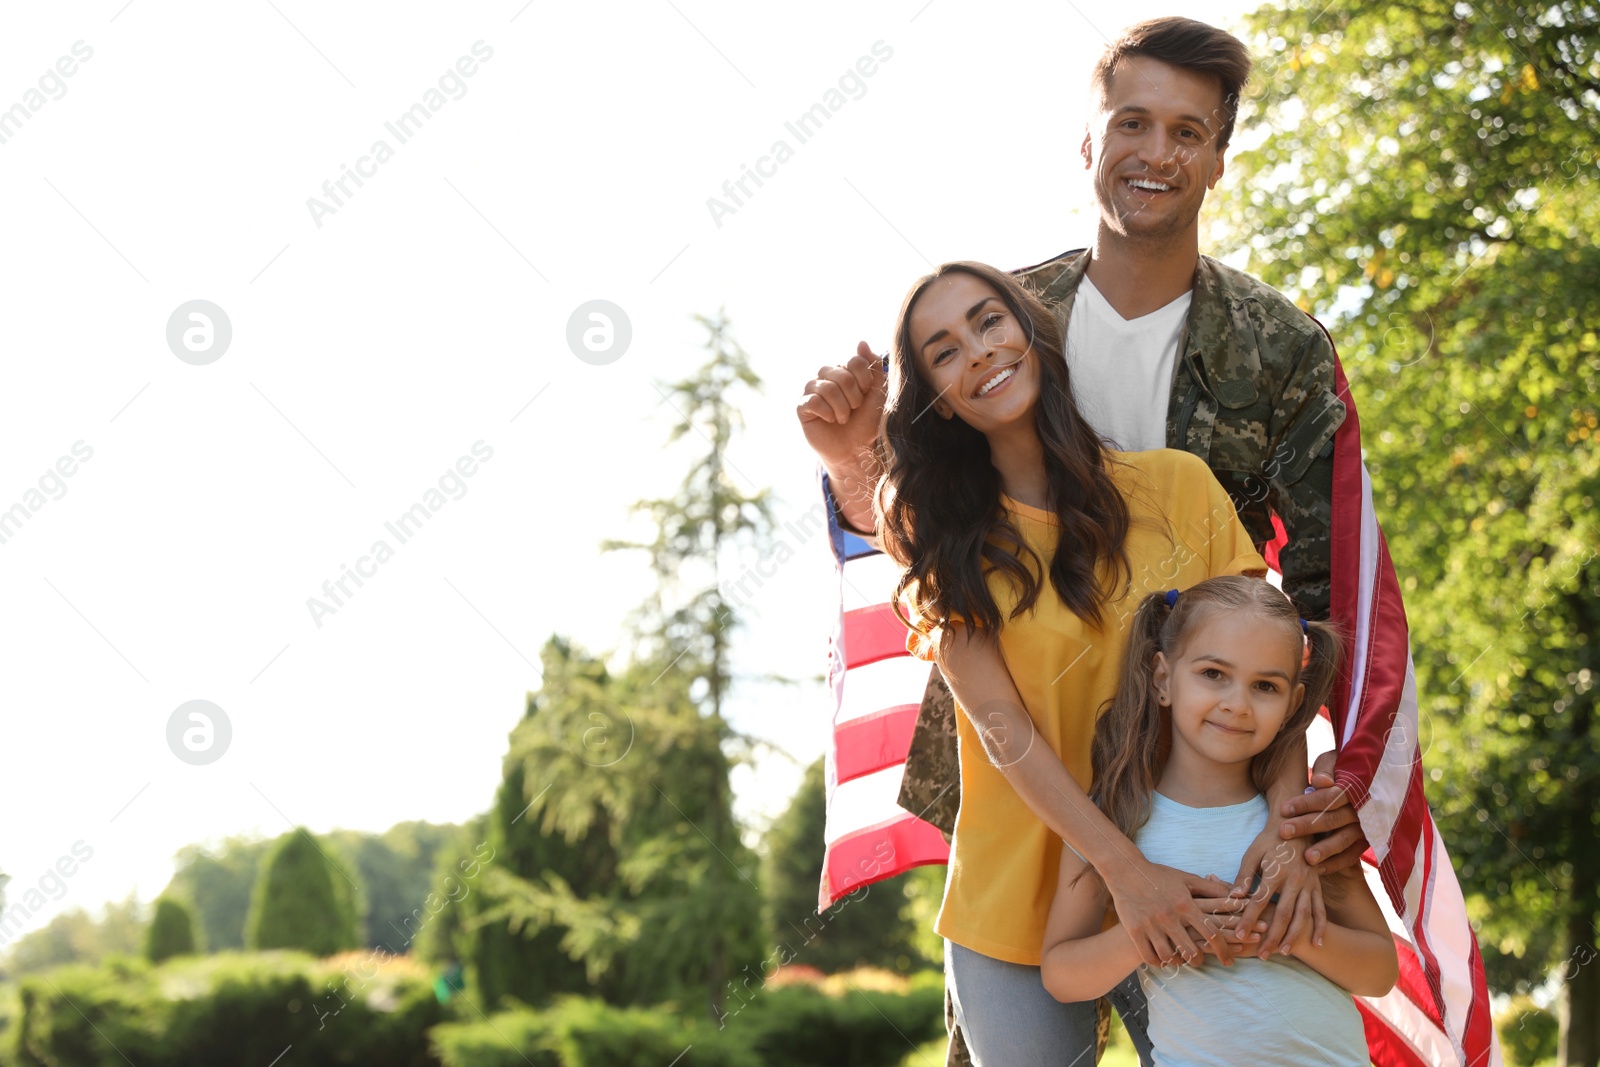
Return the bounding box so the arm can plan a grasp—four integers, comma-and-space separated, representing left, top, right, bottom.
801, 17, 1372, 1066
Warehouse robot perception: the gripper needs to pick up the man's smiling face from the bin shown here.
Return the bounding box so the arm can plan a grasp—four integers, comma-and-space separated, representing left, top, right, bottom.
1082, 55, 1228, 245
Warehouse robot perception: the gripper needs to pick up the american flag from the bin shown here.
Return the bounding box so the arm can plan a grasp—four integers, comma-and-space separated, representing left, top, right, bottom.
815, 347, 1502, 1065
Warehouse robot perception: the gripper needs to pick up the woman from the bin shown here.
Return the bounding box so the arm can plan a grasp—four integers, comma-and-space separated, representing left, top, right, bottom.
875, 261, 1322, 1065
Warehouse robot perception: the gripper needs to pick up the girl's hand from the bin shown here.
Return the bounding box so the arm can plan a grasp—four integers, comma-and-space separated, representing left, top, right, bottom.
1105, 859, 1241, 967
1192, 875, 1267, 951
1231, 829, 1326, 957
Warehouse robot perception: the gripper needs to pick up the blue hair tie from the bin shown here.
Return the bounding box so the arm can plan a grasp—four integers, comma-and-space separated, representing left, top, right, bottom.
1164, 589, 1180, 608
1300, 618, 1310, 635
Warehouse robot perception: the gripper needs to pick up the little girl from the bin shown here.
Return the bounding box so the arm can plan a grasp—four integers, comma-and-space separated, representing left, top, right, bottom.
1041, 576, 1398, 1065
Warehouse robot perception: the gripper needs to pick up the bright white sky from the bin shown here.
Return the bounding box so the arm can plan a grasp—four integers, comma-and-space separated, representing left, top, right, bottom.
0, 0, 1264, 941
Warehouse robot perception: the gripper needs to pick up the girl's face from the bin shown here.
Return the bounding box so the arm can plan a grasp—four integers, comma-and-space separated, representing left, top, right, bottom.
908, 273, 1039, 434
1152, 608, 1306, 770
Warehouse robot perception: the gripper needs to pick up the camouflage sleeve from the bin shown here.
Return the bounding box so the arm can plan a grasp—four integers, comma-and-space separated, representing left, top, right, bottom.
1268, 326, 1346, 622
896, 664, 960, 839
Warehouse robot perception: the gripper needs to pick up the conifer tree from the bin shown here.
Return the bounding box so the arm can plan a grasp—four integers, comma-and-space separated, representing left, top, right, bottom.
244, 828, 363, 957
143, 896, 197, 962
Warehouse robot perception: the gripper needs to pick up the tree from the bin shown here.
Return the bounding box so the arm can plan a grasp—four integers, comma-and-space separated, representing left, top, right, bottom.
0, 894, 146, 979
435, 712, 611, 1009
1220, 3, 1599, 1061
143, 897, 197, 962
327, 820, 469, 952
244, 828, 364, 957
164, 835, 273, 952
482, 315, 770, 1020
762, 758, 928, 974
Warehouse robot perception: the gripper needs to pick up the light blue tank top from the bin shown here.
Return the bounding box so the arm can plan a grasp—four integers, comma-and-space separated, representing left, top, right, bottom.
1133, 792, 1368, 1067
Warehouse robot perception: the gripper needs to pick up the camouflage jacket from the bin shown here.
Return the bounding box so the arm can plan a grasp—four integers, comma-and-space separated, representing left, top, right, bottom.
897, 249, 1348, 837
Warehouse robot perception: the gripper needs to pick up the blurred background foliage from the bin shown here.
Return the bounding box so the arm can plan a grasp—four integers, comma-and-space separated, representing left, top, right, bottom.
1217, 1, 1598, 1062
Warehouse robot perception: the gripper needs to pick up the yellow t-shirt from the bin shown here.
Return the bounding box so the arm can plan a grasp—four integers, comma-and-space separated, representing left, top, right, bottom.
923, 449, 1268, 966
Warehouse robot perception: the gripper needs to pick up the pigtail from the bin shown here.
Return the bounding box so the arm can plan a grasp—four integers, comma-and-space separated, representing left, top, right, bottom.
1079, 591, 1176, 884
1250, 616, 1346, 800
1298, 620, 1346, 728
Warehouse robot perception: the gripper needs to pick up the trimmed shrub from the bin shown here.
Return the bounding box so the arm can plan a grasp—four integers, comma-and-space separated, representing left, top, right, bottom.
9, 951, 443, 1067
727, 971, 943, 1067
245, 830, 363, 957
12, 962, 164, 1067
144, 898, 197, 963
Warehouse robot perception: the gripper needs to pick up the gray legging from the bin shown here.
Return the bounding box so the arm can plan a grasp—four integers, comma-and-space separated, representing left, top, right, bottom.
946, 940, 1154, 1067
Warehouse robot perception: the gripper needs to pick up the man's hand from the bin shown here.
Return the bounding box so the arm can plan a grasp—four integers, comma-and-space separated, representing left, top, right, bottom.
1106, 860, 1241, 968
1279, 750, 1369, 873
1232, 829, 1324, 957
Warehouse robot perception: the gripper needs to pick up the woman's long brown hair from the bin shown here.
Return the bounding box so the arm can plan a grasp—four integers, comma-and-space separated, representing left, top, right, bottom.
1089, 576, 1346, 846
878, 261, 1131, 641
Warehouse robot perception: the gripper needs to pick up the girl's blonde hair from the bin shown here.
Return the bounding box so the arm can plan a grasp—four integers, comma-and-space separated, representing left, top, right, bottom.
1089, 576, 1345, 845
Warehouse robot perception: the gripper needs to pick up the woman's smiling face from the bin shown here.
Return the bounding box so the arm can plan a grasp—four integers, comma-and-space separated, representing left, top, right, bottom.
908, 272, 1039, 433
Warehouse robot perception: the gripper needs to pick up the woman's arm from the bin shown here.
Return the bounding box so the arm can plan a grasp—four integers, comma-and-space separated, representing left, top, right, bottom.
1041, 848, 1143, 1002
1278, 867, 1399, 998
937, 622, 1238, 968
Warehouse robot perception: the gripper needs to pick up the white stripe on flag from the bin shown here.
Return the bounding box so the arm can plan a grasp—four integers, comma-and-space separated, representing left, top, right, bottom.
835, 656, 932, 726
840, 553, 901, 612
824, 763, 918, 840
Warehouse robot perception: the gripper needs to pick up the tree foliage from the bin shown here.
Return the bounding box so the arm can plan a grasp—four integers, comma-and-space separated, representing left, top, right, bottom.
761, 758, 928, 975
0, 894, 145, 979
1221, 0, 1599, 1055
480, 316, 770, 1019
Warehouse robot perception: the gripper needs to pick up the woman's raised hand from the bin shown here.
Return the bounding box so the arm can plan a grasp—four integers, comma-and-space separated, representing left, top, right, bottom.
1105, 859, 1241, 968
796, 344, 887, 466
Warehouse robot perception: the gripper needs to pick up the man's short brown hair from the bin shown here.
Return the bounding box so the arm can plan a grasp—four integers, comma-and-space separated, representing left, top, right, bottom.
1090, 17, 1253, 150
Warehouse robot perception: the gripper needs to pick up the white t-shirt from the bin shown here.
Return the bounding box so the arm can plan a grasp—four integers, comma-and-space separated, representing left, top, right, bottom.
1064, 275, 1191, 452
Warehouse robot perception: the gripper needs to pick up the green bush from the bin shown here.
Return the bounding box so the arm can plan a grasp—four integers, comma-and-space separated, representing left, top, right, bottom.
727, 974, 943, 1067
429, 1006, 558, 1067
432, 997, 755, 1067
144, 898, 197, 963
11, 962, 164, 1067
1495, 996, 1559, 1067
431, 974, 944, 1067
9, 951, 444, 1067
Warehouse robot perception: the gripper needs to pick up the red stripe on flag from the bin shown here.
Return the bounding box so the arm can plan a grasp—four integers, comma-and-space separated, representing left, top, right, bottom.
820, 814, 950, 910
1264, 512, 1288, 574
833, 705, 921, 786
1357, 1002, 1433, 1067
1326, 350, 1409, 812
842, 605, 913, 670
1463, 920, 1497, 1066
1393, 931, 1448, 1027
